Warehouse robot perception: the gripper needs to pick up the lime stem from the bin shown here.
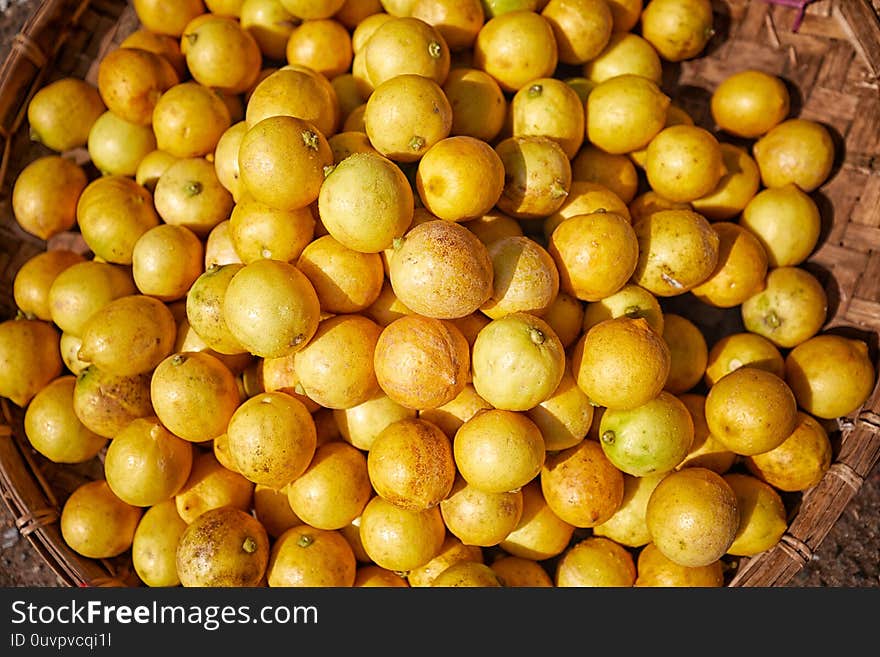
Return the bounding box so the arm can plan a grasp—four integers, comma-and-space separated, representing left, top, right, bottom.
624, 305, 644, 319
242, 537, 257, 554
550, 179, 568, 199
297, 534, 314, 548
301, 130, 319, 150
529, 327, 545, 345
601, 430, 616, 444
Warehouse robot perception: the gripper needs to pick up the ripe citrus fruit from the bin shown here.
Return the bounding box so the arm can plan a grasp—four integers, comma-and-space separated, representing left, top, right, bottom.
784, 333, 875, 419
0, 318, 64, 408
23, 375, 107, 464
60, 480, 142, 559
599, 391, 694, 476
287, 441, 372, 530
267, 526, 357, 587
223, 258, 321, 359
705, 366, 799, 456
555, 536, 637, 587
389, 220, 494, 320
453, 408, 546, 493
471, 312, 566, 411
571, 316, 671, 411
440, 475, 523, 547
541, 439, 624, 528
103, 416, 193, 507
711, 69, 791, 139
367, 417, 456, 512
176, 505, 270, 587
373, 314, 470, 410
473, 10, 558, 92
226, 391, 317, 489
586, 74, 670, 154
744, 411, 832, 492
640, 0, 714, 62
645, 467, 739, 567
752, 118, 836, 192
27, 77, 106, 152
150, 351, 242, 443
12, 155, 87, 241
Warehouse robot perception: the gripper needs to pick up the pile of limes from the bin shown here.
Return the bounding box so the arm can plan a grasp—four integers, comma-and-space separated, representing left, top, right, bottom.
0, 0, 876, 588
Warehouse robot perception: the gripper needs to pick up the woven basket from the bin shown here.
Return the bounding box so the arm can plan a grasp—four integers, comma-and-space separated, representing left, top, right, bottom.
1, 0, 879, 588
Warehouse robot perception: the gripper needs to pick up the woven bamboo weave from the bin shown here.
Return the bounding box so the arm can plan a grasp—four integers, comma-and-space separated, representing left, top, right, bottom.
0, 0, 878, 587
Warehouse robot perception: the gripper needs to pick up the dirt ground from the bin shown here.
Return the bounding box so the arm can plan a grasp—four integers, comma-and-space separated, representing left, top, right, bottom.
0, 0, 878, 588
